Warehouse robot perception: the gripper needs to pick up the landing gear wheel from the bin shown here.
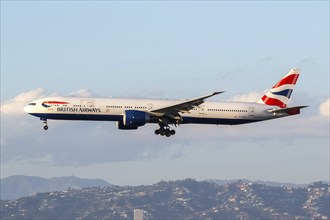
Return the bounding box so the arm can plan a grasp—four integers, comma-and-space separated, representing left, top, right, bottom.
41, 118, 48, 130
155, 124, 176, 137
159, 128, 166, 136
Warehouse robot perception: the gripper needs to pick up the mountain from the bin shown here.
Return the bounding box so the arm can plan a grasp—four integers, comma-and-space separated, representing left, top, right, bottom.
1, 179, 329, 219
0, 175, 113, 200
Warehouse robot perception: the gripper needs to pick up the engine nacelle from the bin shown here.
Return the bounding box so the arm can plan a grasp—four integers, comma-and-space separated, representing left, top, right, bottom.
116, 121, 138, 130
117, 110, 149, 130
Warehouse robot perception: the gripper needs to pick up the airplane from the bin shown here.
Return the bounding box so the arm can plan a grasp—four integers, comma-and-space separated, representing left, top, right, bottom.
24, 68, 308, 137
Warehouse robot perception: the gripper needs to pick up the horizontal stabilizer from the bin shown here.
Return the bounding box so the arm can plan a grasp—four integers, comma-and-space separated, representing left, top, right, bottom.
268, 105, 308, 115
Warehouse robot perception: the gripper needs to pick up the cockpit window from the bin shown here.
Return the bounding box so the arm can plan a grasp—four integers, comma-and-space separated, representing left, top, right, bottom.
29, 103, 36, 106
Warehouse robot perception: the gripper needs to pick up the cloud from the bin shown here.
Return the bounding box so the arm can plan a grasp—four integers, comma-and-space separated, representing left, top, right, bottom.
217, 67, 247, 81
299, 57, 317, 67
319, 98, 330, 118
227, 91, 265, 102
1, 88, 329, 169
0, 88, 177, 166
257, 56, 272, 63
70, 89, 95, 97
0, 88, 98, 117
1, 88, 46, 115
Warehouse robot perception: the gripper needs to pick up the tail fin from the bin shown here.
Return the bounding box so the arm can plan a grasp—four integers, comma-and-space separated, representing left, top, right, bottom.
257, 68, 300, 108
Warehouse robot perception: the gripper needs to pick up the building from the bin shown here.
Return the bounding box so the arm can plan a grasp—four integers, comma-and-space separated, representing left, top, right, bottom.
134, 209, 143, 220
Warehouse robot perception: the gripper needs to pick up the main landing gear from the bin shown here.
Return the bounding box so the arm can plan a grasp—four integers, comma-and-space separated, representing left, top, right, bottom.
41, 118, 48, 130
155, 126, 176, 137
154, 116, 181, 137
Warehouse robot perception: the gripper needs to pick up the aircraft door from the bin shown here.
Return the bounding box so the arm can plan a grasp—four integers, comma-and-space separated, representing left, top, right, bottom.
88, 101, 95, 108
249, 107, 255, 116
47, 104, 53, 111
147, 103, 153, 111
199, 105, 205, 117
81, 100, 95, 108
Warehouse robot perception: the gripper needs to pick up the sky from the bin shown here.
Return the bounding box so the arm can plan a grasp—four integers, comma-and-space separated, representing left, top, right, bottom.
1, 1, 329, 186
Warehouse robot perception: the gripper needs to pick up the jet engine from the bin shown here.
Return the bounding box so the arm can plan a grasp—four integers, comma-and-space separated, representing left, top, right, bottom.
117, 110, 150, 130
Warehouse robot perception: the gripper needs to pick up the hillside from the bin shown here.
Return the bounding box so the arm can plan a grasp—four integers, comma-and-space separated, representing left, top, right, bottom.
1, 179, 329, 219
0, 175, 112, 200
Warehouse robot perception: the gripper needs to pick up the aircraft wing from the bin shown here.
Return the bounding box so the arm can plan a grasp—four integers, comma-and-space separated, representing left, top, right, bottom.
150, 91, 225, 115
267, 105, 308, 115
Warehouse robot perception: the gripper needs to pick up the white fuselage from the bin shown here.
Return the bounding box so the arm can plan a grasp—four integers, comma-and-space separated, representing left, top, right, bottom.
24, 96, 284, 126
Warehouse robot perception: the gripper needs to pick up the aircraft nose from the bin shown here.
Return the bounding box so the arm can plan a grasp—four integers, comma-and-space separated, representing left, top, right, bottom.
24, 105, 31, 113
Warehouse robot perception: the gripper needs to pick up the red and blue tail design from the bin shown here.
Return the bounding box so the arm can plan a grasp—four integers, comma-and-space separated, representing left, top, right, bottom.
257, 68, 300, 108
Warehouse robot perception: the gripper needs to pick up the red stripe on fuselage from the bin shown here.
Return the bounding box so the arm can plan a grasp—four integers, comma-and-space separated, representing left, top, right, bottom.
43, 101, 70, 104
272, 74, 299, 88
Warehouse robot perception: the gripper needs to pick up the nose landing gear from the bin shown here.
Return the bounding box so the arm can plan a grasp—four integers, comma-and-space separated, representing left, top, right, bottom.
41, 118, 48, 130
